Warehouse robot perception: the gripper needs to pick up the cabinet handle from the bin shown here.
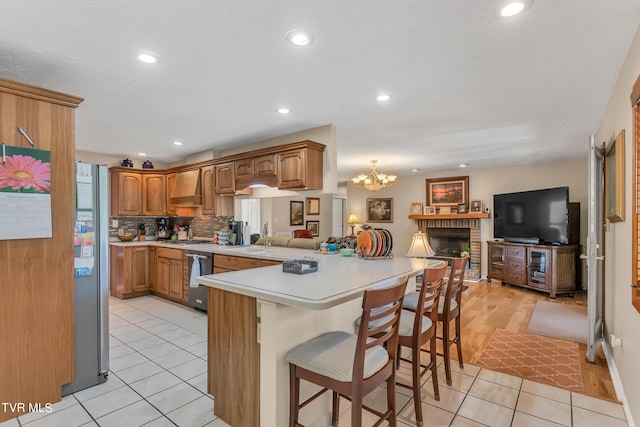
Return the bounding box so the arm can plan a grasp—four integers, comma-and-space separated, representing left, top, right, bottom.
632, 285, 640, 290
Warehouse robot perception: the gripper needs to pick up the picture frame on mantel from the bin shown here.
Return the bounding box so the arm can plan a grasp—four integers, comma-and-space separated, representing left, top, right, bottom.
605, 129, 625, 222
426, 176, 469, 207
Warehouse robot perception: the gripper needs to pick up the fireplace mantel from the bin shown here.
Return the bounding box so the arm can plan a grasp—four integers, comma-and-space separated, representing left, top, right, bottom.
408, 212, 490, 220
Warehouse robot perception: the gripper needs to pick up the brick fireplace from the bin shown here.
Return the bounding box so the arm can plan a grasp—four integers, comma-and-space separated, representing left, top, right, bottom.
414, 218, 481, 281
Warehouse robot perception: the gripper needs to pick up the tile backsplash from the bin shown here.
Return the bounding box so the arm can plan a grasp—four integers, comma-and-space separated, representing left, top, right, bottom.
109, 215, 233, 239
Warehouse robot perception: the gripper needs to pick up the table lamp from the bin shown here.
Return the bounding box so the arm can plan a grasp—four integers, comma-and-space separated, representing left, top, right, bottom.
347, 214, 358, 237
406, 231, 434, 258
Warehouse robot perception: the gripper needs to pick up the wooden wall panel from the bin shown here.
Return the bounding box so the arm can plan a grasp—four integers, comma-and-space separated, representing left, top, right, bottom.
0, 79, 82, 422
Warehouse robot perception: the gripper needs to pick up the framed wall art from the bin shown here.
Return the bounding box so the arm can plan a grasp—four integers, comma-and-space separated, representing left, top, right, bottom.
425, 176, 469, 207
305, 197, 320, 215
290, 200, 304, 226
410, 202, 423, 215
605, 129, 625, 222
470, 199, 483, 213
306, 220, 319, 237
366, 198, 393, 223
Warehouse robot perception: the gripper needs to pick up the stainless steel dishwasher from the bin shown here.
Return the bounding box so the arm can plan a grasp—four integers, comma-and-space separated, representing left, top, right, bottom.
187, 251, 213, 312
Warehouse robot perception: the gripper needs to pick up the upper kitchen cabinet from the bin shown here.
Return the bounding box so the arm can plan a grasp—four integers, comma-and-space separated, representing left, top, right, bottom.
166, 172, 177, 216
235, 153, 277, 190
110, 167, 169, 216
215, 162, 235, 194
142, 173, 167, 216
201, 165, 215, 215
277, 142, 324, 190
169, 168, 201, 207
110, 170, 143, 216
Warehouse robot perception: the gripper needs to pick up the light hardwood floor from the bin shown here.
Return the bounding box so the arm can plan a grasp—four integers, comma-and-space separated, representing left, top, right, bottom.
453, 279, 617, 402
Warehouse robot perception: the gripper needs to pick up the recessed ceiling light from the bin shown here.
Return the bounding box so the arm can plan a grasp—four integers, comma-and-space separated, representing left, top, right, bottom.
138, 152, 146, 156
411, 168, 420, 173
459, 163, 468, 168
277, 107, 291, 114
173, 141, 183, 146
285, 30, 314, 46
376, 94, 391, 102
497, 0, 531, 17
137, 51, 160, 64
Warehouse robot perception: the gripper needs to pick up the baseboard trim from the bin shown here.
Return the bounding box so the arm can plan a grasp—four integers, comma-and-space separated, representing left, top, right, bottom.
602, 338, 636, 427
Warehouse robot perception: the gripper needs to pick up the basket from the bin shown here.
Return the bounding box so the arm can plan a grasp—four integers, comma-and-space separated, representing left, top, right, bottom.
283, 259, 318, 274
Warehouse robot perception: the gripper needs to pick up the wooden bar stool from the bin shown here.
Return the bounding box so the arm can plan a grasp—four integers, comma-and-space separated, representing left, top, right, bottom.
286, 276, 408, 427
395, 265, 446, 426
403, 256, 467, 386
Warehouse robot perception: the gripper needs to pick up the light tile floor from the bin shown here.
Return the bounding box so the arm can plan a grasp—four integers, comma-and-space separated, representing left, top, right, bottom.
1, 295, 628, 427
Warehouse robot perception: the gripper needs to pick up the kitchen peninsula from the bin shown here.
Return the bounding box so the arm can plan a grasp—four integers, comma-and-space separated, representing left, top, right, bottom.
196, 251, 445, 427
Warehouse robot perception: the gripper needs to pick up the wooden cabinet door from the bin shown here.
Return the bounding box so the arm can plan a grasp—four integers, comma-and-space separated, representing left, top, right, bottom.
277, 149, 306, 189
157, 258, 170, 295
148, 246, 157, 290
201, 166, 215, 215
216, 195, 234, 217
168, 259, 183, 299
143, 174, 166, 215
215, 163, 235, 194
527, 248, 550, 290
131, 247, 149, 291
166, 172, 177, 216
116, 172, 142, 215
234, 159, 254, 180
254, 154, 276, 178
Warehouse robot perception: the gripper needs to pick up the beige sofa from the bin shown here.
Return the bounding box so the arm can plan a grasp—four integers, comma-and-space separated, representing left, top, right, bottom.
254, 236, 322, 250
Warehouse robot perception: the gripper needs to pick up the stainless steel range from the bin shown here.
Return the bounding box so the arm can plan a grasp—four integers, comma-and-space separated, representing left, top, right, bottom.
187, 251, 213, 312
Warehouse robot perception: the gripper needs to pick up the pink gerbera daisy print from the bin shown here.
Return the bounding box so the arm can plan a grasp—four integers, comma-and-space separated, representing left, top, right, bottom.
0, 154, 51, 193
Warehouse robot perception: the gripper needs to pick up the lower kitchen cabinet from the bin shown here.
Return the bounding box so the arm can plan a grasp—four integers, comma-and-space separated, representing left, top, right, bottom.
156, 247, 185, 302
110, 245, 150, 299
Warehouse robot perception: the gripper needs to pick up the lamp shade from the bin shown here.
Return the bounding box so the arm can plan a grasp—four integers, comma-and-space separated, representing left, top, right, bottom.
406, 231, 435, 257
347, 214, 358, 225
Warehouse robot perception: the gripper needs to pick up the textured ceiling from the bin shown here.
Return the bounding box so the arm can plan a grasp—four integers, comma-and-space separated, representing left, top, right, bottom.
0, 1, 639, 181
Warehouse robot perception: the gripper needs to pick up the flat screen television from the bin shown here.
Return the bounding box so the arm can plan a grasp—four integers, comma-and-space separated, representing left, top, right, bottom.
493, 187, 570, 245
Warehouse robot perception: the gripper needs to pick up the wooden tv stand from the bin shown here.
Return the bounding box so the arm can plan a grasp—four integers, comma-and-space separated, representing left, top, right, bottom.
486, 241, 578, 298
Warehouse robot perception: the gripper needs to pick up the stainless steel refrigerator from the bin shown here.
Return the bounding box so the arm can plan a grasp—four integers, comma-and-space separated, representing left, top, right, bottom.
62, 163, 109, 395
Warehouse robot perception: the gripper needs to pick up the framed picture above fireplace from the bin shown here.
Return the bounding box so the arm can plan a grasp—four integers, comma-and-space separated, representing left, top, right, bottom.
426, 176, 469, 207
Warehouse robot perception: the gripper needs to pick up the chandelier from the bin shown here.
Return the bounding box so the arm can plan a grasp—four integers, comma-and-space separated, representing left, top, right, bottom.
351, 160, 397, 192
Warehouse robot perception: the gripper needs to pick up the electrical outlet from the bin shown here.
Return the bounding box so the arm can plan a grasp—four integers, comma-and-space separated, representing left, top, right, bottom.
111, 219, 118, 228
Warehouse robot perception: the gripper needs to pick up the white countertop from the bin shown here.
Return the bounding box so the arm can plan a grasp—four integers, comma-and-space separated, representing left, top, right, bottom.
196, 256, 445, 310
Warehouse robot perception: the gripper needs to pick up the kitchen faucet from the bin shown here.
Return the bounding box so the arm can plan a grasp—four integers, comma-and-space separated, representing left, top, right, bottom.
263, 221, 270, 249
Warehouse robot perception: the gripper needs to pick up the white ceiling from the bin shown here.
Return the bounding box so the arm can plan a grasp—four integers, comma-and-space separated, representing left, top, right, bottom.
1, 1, 639, 181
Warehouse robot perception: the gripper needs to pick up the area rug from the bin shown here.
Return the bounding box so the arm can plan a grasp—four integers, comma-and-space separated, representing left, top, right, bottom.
526, 301, 588, 344
477, 329, 584, 392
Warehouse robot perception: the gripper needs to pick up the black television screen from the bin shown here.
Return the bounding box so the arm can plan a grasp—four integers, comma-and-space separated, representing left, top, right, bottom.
493, 187, 570, 245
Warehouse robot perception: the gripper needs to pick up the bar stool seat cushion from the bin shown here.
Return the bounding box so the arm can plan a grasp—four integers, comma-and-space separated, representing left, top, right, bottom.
286, 331, 389, 382
402, 292, 457, 313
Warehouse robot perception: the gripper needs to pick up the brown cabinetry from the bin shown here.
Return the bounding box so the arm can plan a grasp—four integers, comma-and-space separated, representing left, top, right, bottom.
142, 173, 167, 215
214, 254, 282, 274
215, 162, 235, 194
156, 247, 185, 301
110, 171, 143, 216
110, 245, 150, 298
166, 172, 177, 216
277, 146, 323, 190
487, 241, 577, 298
235, 153, 278, 190
201, 165, 215, 215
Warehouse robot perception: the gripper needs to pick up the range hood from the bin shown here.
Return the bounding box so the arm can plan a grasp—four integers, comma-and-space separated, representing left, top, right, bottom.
170, 169, 202, 206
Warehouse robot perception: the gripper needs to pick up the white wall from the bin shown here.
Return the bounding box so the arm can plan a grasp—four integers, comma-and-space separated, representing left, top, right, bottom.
596, 23, 640, 426
346, 159, 588, 280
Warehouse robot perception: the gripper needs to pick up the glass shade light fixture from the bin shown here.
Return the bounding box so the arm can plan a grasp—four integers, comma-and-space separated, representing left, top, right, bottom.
351, 160, 397, 192
347, 214, 359, 237
406, 231, 434, 258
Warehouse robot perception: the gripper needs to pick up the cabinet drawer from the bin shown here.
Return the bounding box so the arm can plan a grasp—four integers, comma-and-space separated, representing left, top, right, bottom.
506, 258, 525, 271
215, 254, 260, 271
489, 264, 503, 278
504, 271, 526, 285
157, 247, 184, 260
505, 246, 525, 259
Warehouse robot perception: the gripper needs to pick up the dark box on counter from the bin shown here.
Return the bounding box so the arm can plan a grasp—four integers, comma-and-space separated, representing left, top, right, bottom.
282, 259, 318, 275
